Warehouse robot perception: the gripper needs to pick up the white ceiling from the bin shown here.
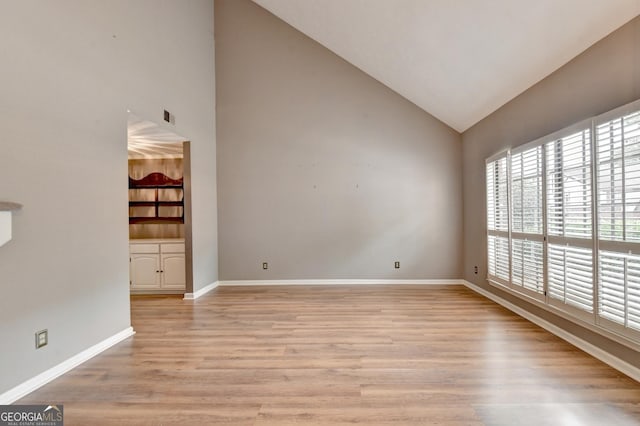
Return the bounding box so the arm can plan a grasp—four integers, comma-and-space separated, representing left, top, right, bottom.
128, 113, 185, 159
253, 0, 640, 132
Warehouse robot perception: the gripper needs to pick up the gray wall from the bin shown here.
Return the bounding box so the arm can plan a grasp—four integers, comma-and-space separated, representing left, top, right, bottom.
463, 16, 640, 367
0, 0, 217, 394
215, 0, 462, 281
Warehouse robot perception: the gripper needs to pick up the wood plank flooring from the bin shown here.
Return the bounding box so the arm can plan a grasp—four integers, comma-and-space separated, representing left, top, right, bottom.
18, 285, 640, 425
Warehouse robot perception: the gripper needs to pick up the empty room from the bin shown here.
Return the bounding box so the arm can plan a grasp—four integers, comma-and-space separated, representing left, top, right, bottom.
2, 0, 640, 424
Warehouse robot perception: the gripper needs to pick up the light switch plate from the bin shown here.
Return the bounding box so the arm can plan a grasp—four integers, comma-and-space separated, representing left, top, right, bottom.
35, 329, 48, 349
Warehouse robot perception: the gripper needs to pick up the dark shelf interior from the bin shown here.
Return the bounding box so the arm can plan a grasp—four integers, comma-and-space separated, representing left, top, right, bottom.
129, 201, 183, 207
129, 173, 184, 224
129, 217, 185, 224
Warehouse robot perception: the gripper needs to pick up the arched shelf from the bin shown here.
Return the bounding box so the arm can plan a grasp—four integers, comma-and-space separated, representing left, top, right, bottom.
128, 173, 184, 224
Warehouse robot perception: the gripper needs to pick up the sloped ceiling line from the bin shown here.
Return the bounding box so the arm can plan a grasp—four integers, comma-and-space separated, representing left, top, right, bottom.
253, 0, 640, 132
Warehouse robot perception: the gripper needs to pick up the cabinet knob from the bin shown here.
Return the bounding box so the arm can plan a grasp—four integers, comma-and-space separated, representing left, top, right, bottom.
156, 270, 160, 273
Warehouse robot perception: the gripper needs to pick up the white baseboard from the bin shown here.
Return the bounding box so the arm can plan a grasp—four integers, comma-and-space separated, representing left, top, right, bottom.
0, 326, 135, 404
463, 280, 640, 383
218, 279, 464, 286
183, 281, 219, 300
131, 290, 184, 295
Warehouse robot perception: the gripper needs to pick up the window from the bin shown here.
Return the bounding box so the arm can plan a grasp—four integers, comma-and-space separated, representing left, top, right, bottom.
545, 129, 592, 239
510, 146, 544, 296
486, 155, 509, 283
486, 98, 640, 344
596, 110, 640, 334
545, 128, 593, 315
597, 111, 640, 242
598, 251, 640, 331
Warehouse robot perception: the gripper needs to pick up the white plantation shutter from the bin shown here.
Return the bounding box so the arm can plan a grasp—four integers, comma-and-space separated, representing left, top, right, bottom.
627, 255, 640, 331
487, 155, 510, 284
545, 128, 594, 315
548, 244, 593, 312
511, 239, 544, 293
598, 251, 640, 332
487, 157, 509, 233
546, 129, 592, 239
510, 146, 544, 296
488, 235, 510, 281
485, 99, 640, 345
511, 147, 543, 234
598, 252, 625, 324
597, 111, 640, 242
596, 108, 640, 337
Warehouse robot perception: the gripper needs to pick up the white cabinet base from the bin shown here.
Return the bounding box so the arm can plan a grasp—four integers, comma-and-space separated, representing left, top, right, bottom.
129, 239, 185, 293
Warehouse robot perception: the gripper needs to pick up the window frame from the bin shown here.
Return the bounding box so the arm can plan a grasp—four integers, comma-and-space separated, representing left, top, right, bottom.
486, 150, 511, 287
542, 121, 595, 322
508, 143, 546, 301
485, 102, 640, 347
593, 99, 640, 342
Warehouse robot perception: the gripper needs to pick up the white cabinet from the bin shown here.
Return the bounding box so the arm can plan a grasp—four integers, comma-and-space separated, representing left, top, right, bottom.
130, 253, 161, 289
160, 253, 186, 290
130, 239, 185, 293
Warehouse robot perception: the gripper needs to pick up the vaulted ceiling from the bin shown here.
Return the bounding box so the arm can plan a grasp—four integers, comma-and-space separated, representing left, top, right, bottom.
252, 0, 640, 132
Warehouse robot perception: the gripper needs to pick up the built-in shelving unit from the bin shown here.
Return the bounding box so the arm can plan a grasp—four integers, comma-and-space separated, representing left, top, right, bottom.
128, 173, 184, 224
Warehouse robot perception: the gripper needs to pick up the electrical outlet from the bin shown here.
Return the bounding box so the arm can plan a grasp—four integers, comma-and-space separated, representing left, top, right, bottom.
35, 329, 48, 349
394, 261, 400, 269
474, 265, 478, 275
262, 262, 268, 270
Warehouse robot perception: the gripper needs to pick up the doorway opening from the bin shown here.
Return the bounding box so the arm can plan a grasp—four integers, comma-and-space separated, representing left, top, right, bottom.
127, 112, 193, 295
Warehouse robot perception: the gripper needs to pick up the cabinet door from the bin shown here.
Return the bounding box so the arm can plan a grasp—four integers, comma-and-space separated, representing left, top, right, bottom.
130, 254, 161, 289
161, 253, 186, 290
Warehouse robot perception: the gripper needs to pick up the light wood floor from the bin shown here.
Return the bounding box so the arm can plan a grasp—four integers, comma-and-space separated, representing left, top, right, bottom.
18, 285, 640, 425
